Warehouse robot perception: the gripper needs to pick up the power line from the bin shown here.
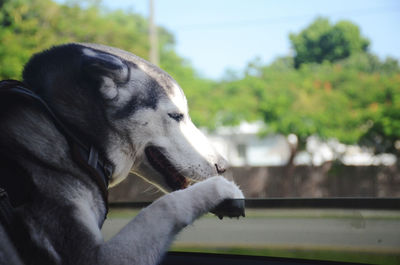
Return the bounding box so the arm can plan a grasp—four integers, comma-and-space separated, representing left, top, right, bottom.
171, 6, 400, 31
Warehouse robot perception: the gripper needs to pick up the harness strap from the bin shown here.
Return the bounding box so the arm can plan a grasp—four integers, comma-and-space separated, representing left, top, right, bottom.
0, 79, 113, 217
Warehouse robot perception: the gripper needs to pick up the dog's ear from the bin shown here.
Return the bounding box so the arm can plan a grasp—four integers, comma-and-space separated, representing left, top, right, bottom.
81, 48, 130, 100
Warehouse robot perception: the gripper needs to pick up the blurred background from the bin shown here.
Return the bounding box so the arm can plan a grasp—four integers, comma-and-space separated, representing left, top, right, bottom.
2, 0, 399, 263
1, 0, 399, 199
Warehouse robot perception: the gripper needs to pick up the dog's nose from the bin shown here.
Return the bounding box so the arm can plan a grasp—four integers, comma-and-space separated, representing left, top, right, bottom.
215, 157, 229, 174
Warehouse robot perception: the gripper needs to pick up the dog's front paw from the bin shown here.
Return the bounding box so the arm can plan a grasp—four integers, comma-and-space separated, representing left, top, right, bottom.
204, 176, 245, 219
210, 198, 245, 220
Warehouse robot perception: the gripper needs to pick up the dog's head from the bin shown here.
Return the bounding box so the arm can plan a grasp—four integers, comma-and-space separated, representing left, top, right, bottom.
23, 43, 228, 192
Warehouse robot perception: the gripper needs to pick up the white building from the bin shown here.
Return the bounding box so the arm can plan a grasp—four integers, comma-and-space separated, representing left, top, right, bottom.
204, 121, 396, 167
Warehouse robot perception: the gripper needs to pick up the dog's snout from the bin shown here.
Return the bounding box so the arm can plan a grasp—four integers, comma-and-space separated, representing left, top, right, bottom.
215, 157, 229, 175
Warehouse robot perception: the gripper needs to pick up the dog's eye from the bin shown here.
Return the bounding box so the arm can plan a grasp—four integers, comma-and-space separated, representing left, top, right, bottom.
168, 113, 184, 122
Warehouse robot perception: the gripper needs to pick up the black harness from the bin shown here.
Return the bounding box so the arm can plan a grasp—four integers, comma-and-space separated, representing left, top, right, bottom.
0, 79, 113, 229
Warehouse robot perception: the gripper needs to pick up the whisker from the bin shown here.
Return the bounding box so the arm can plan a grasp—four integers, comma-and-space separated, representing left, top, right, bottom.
143, 184, 161, 195
174, 166, 204, 185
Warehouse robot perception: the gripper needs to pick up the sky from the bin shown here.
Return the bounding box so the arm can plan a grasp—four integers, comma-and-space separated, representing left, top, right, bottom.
82, 0, 400, 79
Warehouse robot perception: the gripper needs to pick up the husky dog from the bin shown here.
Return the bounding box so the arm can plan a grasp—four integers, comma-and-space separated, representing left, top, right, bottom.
0, 44, 244, 265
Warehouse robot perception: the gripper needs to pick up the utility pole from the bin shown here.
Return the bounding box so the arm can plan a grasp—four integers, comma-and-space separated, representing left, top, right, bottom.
149, 0, 159, 65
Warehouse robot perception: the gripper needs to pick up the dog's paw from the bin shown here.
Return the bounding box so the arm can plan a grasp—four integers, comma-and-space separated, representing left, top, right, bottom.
210, 198, 245, 220
203, 176, 245, 219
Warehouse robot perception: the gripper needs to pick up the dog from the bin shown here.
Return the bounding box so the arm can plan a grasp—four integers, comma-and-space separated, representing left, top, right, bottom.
0, 43, 244, 265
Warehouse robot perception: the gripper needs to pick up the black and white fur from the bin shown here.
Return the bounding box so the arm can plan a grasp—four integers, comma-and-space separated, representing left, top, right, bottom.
0, 43, 244, 265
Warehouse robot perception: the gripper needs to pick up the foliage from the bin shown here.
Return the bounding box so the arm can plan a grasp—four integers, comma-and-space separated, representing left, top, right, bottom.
289, 17, 370, 68
0, 0, 152, 80
0, 0, 215, 128
216, 52, 400, 155
208, 18, 400, 156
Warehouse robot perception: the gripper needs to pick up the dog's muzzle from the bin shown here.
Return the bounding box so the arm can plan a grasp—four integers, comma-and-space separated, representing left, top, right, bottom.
144, 146, 190, 191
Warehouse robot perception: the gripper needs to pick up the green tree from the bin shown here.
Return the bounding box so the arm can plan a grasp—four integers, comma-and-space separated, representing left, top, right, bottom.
289, 17, 370, 68
0, 0, 153, 79
0, 0, 216, 129
257, 58, 400, 160
214, 51, 400, 163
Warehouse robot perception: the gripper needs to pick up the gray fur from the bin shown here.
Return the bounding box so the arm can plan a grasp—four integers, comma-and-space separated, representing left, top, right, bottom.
0, 43, 243, 265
